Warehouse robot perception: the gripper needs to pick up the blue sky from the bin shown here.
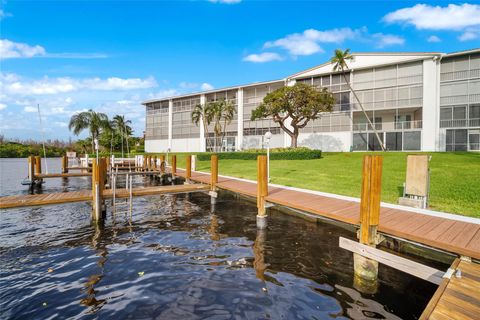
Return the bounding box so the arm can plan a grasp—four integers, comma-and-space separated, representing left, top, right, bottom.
1, 1, 479, 140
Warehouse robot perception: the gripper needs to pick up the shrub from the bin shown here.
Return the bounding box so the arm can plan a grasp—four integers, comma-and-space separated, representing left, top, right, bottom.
197, 147, 321, 161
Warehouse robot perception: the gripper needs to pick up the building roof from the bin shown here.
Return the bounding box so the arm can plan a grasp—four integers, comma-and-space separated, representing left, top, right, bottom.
142, 78, 285, 105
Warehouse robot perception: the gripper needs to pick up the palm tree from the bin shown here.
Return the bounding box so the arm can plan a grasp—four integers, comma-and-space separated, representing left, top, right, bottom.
331, 49, 385, 151
112, 115, 133, 156
210, 99, 236, 152
68, 109, 110, 153
192, 103, 213, 150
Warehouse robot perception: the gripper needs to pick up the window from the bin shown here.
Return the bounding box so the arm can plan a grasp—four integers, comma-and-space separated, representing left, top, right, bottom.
403, 131, 421, 150
353, 133, 368, 151
368, 132, 384, 151
470, 105, 480, 119
386, 132, 402, 151
446, 129, 467, 151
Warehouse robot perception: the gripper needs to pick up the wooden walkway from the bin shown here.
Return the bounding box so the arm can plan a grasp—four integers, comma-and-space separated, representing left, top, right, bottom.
176, 170, 480, 260
0, 184, 209, 209
421, 259, 480, 319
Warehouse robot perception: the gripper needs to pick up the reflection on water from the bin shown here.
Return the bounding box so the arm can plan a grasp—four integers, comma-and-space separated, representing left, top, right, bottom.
0, 158, 437, 319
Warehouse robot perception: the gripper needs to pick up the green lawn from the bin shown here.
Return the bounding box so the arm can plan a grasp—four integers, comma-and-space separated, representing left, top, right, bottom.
171, 152, 480, 218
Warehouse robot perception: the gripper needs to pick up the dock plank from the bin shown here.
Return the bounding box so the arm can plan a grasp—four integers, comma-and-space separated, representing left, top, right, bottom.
175, 169, 480, 259
421, 259, 480, 319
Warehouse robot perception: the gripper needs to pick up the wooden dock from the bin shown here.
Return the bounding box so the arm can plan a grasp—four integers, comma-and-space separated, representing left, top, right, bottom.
421, 258, 480, 319
175, 169, 480, 260
0, 184, 209, 209
35, 172, 92, 178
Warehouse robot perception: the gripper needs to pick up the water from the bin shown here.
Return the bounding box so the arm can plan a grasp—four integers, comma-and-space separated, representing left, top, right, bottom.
0, 158, 438, 319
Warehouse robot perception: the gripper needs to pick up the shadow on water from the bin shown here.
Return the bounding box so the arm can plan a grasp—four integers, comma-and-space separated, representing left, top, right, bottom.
0, 158, 439, 319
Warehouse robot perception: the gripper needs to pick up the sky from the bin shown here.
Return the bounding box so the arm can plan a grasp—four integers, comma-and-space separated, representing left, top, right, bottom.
1, 0, 479, 141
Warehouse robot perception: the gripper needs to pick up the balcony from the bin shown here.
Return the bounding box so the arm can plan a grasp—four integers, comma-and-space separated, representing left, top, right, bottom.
440, 119, 480, 128
353, 120, 423, 132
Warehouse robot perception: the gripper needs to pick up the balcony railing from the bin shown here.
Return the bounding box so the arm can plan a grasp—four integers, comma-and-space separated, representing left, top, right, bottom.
352, 120, 423, 132
440, 119, 480, 128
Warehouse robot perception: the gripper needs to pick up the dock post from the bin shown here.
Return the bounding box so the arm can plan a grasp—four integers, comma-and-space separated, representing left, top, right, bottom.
257, 155, 268, 229
210, 155, 218, 204
160, 155, 165, 175
186, 155, 192, 183
171, 155, 177, 176
153, 155, 157, 171
142, 155, 147, 171
92, 158, 106, 222
62, 155, 69, 173
354, 155, 383, 292
34, 156, 43, 184
28, 156, 35, 183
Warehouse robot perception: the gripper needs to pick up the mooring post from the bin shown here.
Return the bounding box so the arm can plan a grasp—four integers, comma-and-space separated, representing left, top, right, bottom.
92, 158, 106, 222
171, 155, 177, 176
152, 155, 157, 171
256, 155, 268, 229
28, 156, 35, 182
354, 155, 383, 290
160, 155, 165, 174
186, 155, 192, 183
34, 155, 42, 176
142, 155, 147, 171
62, 155, 68, 173
210, 155, 218, 204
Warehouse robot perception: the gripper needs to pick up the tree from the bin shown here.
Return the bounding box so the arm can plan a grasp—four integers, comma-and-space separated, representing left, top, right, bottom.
330, 48, 385, 151
192, 103, 213, 149
251, 83, 335, 148
112, 115, 133, 156
192, 99, 236, 152
68, 109, 110, 153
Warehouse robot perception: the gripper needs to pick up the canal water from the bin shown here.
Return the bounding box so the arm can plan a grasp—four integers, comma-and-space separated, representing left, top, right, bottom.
0, 158, 438, 319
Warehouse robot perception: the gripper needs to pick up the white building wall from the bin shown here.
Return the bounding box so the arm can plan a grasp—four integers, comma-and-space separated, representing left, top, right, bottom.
168, 99, 173, 150
170, 138, 203, 152
243, 134, 283, 150
422, 58, 440, 151
199, 94, 206, 152
145, 139, 170, 153
298, 131, 352, 152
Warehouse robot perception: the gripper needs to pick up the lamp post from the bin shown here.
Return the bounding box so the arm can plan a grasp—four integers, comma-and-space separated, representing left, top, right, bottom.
264, 131, 272, 183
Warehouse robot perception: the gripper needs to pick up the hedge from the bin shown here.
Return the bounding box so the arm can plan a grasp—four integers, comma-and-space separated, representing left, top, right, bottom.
197, 148, 321, 161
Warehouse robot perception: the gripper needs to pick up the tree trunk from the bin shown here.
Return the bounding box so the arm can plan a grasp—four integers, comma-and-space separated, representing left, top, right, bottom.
290, 133, 298, 148
91, 135, 95, 154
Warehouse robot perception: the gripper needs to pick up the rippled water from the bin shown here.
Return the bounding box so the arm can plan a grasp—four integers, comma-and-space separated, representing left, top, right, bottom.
0, 158, 437, 319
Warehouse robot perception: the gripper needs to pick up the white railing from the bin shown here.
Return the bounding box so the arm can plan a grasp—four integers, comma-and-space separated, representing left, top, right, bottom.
352, 120, 422, 132
440, 119, 480, 128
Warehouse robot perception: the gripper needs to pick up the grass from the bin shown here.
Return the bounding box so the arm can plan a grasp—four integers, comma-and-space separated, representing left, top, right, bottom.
171, 152, 480, 218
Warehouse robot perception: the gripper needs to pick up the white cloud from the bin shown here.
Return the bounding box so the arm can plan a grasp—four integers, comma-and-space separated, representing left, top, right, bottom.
243, 52, 283, 63
427, 35, 441, 43
200, 83, 214, 91
458, 28, 479, 41
23, 106, 37, 113
383, 3, 480, 30
372, 33, 405, 48
54, 121, 68, 128
264, 28, 363, 56
0, 39, 108, 60
0, 39, 46, 59
208, 0, 241, 4
1, 73, 157, 95
0, 103, 7, 110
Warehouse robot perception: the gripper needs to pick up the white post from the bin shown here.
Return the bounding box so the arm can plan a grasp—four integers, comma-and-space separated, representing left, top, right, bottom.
168, 99, 173, 150
237, 88, 244, 151
200, 94, 206, 152
94, 138, 99, 161
264, 131, 272, 182
422, 57, 440, 151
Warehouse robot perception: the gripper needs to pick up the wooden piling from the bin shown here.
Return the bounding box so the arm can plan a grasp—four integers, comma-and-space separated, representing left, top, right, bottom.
160, 155, 165, 174
186, 155, 192, 182
34, 156, 42, 176
91, 158, 106, 221
257, 155, 268, 216
152, 155, 157, 170
171, 155, 177, 176
142, 155, 147, 171
62, 155, 69, 173
354, 155, 383, 285
359, 155, 383, 245
211, 155, 218, 191
28, 156, 35, 182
